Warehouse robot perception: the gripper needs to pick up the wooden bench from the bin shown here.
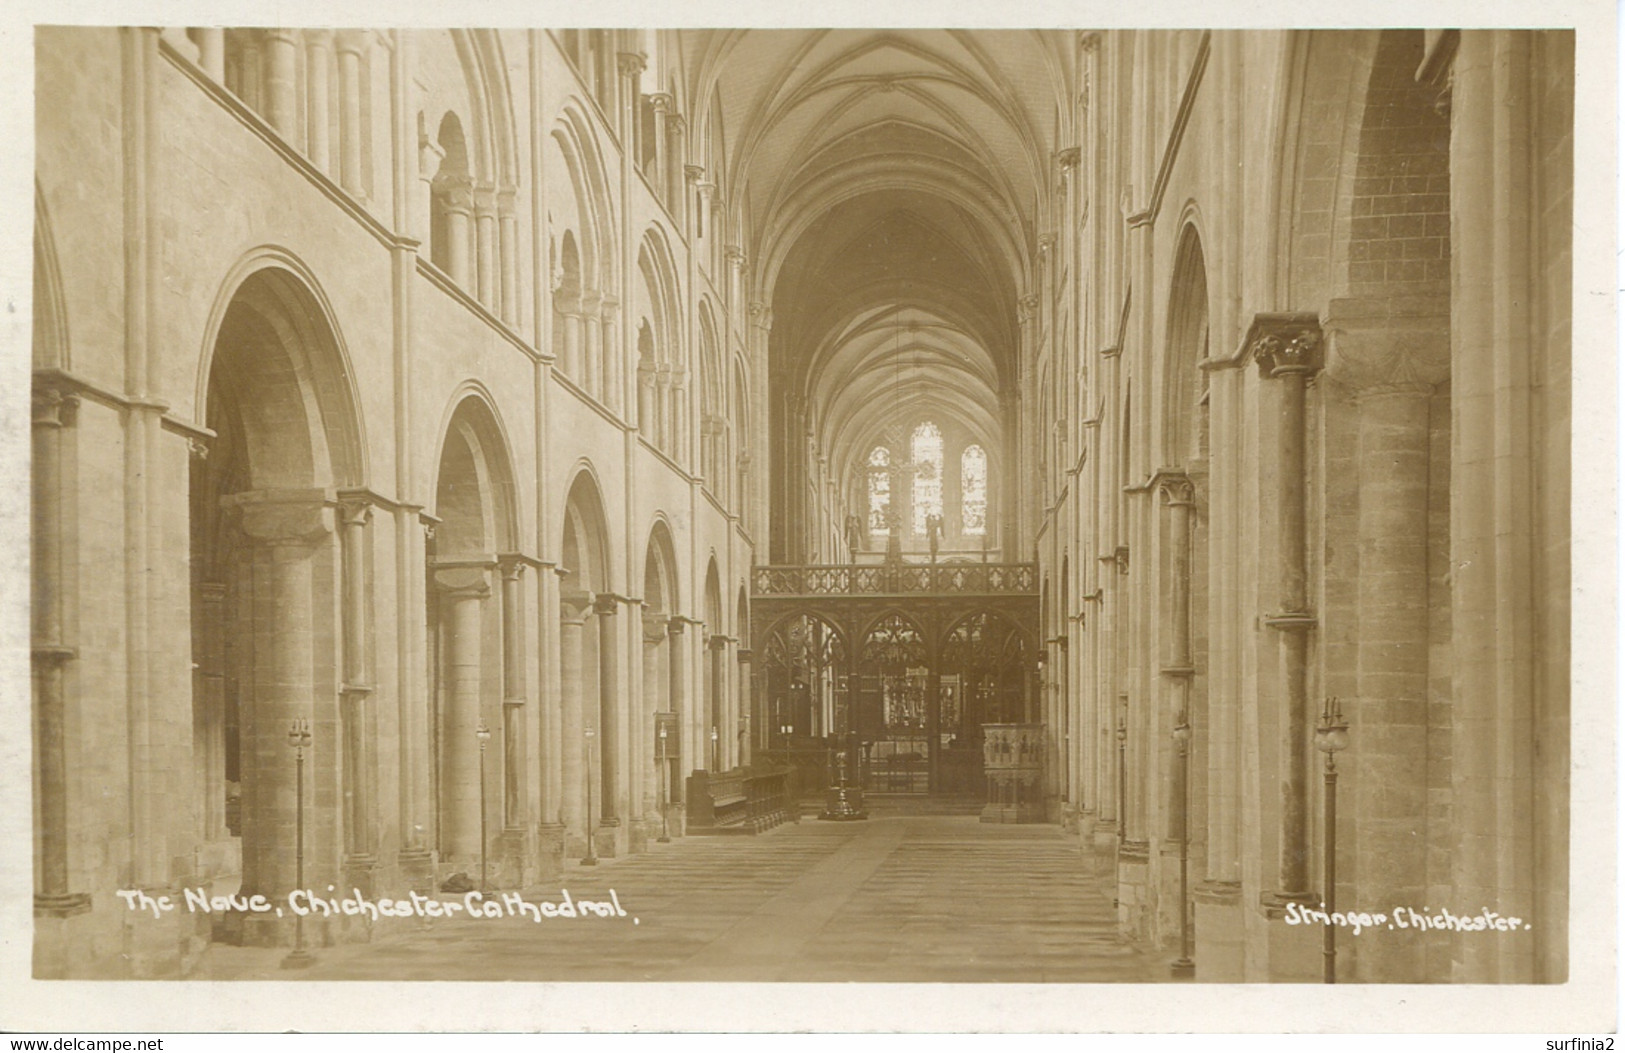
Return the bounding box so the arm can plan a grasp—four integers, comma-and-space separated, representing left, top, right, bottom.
687, 767, 795, 835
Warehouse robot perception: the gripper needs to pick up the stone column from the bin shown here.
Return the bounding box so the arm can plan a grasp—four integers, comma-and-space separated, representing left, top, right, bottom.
335, 31, 368, 196
1159, 473, 1197, 967
196, 581, 228, 844
196, 28, 225, 81
475, 186, 498, 309
698, 181, 717, 246
231, 493, 333, 918
435, 566, 490, 869
672, 368, 689, 465
642, 614, 668, 822
601, 295, 622, 414
1249, 314, 1323, 906
1324, 295, 1450, 982
637, 360, 656, 439
617, 51, 645, 151
239, 32, 263, 112
559, 592, 592, 848
1450, 29, 1561, 983
655, 367, 673, 451
32, 388, 87, 916
396, 512, 435, 891
594, 594, 622, 843
263, 29, 299, 140
304, 30, 333, 171
669, 123, 690, 228
338, 498, 375, 878
737, 648, 754, 769
649, 93, 671, 202
737, 450, 753, 527
708, 634, 729, 771
499, 558, 528, 829
416, 122, 445, 247
499, 189, 520, 327
538, 566, 565, 833
443, 180, 474, 288
725, 245, 746, 316
559, 298, 584, 380
668, 618, 688, 802
581, 291, 603, 398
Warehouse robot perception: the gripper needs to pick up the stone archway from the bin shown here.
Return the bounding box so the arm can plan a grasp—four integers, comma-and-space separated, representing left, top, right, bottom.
191, 263, 364, 946
428, 394, 523, 886
638, 522, 682, 846
559, 470, 618, 859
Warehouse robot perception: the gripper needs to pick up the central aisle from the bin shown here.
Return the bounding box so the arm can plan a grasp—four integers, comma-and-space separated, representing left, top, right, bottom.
202, 814, 1153, 983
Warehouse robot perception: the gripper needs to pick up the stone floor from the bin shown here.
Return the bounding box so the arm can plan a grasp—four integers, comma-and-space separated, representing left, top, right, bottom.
200, 802, 1155, 983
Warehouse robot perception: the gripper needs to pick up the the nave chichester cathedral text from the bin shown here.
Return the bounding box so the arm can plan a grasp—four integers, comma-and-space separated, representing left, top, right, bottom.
31, 26, 1572, 984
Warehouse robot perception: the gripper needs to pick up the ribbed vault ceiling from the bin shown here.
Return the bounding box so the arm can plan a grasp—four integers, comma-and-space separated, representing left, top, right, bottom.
683, 29, 1075, 503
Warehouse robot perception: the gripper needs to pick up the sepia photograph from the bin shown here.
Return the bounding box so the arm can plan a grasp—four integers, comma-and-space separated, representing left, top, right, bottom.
9, 0, 1618, 1035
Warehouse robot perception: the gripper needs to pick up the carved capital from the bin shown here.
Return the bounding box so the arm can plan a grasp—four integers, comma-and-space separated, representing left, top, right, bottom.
724, 244, 745, 265
338, 498, 373, 529
1017, 294, 1040, 324
683, 164, 705, 184
616, 51, 646, 79
498, 555, 527, 582
708, 634, 730, 652
334, 29, 370, 56
642, 612, 669, 643
649, 92, 672, 114
1056, 146, 1081, 170
1416, 30, 1459, 116
560, 589, 594, 623
1079, 30, 1102, 52
736, 648, 753, 665
434, 565, 491, 598
32, 388, 77, 429
1322, 296, 1451, 395
229, 490, 333, 546
1156, 471, 1195, 508
1246, 313, 1324, 379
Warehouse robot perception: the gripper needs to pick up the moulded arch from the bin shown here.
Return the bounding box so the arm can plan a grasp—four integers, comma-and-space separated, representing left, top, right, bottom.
760, 610, 848, 655
551, 102, 619, 292
430, 387, 523, 558
33, 184, 69, 371
197, 249, 368, 490
561, 462, 614, 595
636, 225, 684, 365
1267, 31, 1381, 307
703, 556, 724, 631
856, 608, 927, 652
642, 516, 682, 615
942, 607, 1031, 649
1161, 221, 1210, 467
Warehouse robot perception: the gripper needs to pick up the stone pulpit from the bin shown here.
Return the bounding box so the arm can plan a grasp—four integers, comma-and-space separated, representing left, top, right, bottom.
980, 723, 1045, 823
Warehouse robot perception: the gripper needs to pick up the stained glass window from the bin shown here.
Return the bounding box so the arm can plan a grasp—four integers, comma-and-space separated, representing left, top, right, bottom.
911, 422, 943, 535
867, 447, 891, 533
962, 444, 988, 535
